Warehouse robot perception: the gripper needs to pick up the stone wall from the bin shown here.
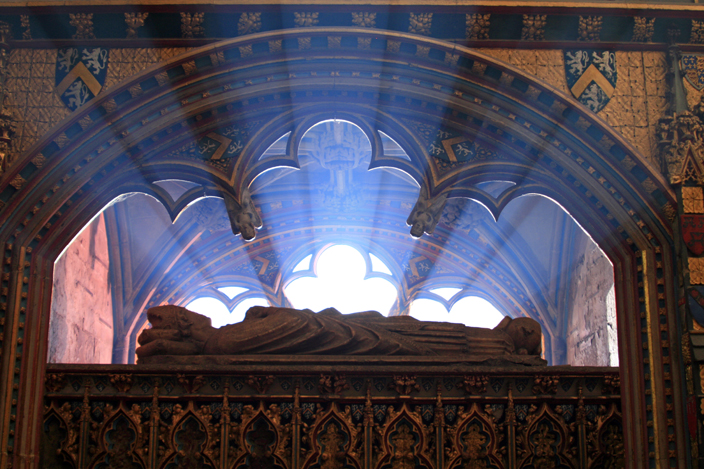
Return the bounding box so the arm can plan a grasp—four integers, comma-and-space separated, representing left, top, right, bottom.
565, 239, 616, 366
48, 212, 113, 364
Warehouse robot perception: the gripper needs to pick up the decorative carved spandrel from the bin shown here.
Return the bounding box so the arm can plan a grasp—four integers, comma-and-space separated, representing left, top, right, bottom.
233, 402, 291, 469
446, 403, 504, 469
587, 404, 624, 469
91, 406, 146, 469
161, 404, 217, 469
374, 404, 433, 469
302, 403, 363, 469
42, 404, 79, 468
516, 403, 577, 469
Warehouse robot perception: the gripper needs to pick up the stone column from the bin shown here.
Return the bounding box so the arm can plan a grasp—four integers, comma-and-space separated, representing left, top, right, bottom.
0, 22, 14, 173
657, 101, 704, 465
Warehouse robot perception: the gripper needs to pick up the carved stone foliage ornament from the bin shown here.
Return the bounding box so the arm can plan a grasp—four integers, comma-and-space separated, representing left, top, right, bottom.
657, 110, 704, 185
352, 12, 376, 28
181, 12, 205, 38
466, 14, 490, 40
55, 47, 109, 111
521, 15, 546, 41
43, 371, 624, 468
238, 12, 262, 36
69, 13, 95, 39
409, 13, 432, 36
632, 17, 655, 42
578, 16, 602, 41
124, 12, 148, 39
564, 50, 617, 113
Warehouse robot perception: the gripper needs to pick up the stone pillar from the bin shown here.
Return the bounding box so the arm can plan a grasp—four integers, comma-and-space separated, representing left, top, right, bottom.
0, 22, 14, 173
657, 102, 704, 465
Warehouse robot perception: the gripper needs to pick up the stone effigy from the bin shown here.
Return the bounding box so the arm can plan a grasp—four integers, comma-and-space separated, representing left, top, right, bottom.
136, 305, 545, 365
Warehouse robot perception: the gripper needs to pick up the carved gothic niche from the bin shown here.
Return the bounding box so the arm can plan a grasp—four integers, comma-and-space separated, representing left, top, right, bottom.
162, 403, 217, 469
657, 111, 704, 185
232, 403, 291, 469
516, 403, 576, 469
41, 406, 77, 469
587, 404, 624, 469
374, 404, 433, 469
302, 403, 362, 469
92, 409, 146, 469
446, 403, 504, 469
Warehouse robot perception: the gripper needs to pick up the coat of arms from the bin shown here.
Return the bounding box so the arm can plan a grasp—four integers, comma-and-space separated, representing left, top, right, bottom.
682, 214, 704, 256
681, 54, 704, 90
564, 50, 617, 113
55, 47, 109, 111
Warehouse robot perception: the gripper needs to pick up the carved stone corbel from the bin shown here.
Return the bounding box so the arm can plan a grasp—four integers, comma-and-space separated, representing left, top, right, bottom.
222, 187, 263, 241
406, 184, 447, 238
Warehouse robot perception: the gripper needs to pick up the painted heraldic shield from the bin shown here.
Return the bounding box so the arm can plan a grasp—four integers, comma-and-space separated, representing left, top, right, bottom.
681, 54, 704, 90
682, 214, 704, 256
564, 50, 617, 113
55, 48, 109, 111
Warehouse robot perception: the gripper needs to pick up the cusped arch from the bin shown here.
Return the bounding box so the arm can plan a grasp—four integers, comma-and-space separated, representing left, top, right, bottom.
0, 28, 684, 468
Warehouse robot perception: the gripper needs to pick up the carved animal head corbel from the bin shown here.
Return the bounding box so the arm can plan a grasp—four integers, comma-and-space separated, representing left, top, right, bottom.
406, 184, 447, 238
222, 187, 262, 241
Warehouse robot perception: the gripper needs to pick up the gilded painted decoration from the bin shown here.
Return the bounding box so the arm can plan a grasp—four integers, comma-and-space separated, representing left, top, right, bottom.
564, 50, 617, 113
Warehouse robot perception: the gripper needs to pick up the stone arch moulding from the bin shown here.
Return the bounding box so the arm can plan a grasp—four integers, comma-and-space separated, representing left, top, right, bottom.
0, 28, 683, 467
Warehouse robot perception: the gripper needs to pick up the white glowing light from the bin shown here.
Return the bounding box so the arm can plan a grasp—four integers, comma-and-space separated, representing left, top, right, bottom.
410, 296, 505, 329
285, 245, 397, 315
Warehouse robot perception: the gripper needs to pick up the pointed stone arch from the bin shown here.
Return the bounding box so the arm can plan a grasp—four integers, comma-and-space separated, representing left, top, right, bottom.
0, 28, 682, 467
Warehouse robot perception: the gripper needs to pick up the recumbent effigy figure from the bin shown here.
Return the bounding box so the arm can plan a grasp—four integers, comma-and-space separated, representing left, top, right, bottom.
136, 305, 544, 365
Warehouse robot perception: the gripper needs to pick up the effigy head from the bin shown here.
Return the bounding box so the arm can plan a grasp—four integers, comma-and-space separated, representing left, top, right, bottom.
502, 317, 542, 355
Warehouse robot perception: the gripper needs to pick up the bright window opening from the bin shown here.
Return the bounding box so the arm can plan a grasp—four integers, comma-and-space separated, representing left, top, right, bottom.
285, 245, 397, 314
409, 296, 505, 329
185, 296, 270, 328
